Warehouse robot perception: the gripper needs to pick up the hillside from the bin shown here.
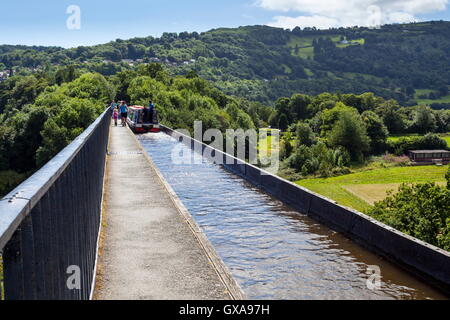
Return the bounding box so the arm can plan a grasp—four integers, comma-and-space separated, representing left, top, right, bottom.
0, 21, 449, 106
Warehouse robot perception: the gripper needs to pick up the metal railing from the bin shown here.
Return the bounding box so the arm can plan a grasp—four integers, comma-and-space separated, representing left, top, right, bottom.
0, 109, 111, 300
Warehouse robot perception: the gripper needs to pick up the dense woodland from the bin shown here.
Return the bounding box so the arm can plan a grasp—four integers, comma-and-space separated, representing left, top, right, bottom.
1, 21, 450, 106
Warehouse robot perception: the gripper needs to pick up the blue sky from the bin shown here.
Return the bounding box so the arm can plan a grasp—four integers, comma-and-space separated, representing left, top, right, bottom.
0, 0, 449, 48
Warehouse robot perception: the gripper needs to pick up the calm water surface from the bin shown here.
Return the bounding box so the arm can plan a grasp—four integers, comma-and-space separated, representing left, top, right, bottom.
138, 133, 447, 300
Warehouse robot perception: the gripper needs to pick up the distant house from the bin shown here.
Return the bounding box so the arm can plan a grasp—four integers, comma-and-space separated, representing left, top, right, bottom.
121, 59, 134, 65
0, 71, 9, 81
408, 150, 450, 165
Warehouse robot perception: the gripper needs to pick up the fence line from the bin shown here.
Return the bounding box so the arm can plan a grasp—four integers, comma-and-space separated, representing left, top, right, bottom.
0, 109, 111, 300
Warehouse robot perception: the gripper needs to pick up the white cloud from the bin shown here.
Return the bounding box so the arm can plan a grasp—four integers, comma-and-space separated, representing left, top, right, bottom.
270, 15, 339, 30
258, 0, 448, 29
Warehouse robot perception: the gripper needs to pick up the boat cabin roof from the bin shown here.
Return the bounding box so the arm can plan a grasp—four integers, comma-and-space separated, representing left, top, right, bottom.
128, 105, 145, 110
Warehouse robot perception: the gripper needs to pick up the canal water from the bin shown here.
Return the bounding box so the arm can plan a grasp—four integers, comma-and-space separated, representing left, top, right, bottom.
138, 133, 447, 300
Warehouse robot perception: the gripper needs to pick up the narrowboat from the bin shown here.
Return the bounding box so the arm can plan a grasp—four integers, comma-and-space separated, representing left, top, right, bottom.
126, 105, 161, 133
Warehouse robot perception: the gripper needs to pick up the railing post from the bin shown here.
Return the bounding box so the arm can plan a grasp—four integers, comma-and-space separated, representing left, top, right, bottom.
31, 202, 47, 298
3, 227, 24, 300
20, 214, 38, 299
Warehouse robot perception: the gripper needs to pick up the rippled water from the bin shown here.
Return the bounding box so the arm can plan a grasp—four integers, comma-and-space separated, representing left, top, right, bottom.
138, 133, 447, 300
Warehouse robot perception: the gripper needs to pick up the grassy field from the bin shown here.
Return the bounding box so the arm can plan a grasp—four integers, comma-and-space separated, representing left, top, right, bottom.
344, 182, 446, 205
388, 134, 422, 142
416, 95, 450, 105
414, 89, 450, 105
297, 165, 448, 213
388, 133, 450, 146
288, 35, 364, 59
444, 136, 450, 146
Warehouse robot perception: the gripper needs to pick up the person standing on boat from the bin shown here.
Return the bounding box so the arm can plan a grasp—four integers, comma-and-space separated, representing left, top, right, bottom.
143, 105, 149, 123
148, 101, 155, 123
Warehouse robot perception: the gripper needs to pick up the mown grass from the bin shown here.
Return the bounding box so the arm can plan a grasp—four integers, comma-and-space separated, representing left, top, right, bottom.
444, 136, 450, 146
296, 165, 448, 213
344, 182, 447, 205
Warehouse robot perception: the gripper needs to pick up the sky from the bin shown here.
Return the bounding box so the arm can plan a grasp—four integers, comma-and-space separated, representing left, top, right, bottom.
0, 0, 449, 48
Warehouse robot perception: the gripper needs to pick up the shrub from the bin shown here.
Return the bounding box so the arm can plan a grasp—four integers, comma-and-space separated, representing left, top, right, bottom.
328, 110, 371, 161
286, 142, 350, 177
296, 122, 316, 147
387, 133, 448, 156
368, 183, 450, 251
382, 154, 411, 165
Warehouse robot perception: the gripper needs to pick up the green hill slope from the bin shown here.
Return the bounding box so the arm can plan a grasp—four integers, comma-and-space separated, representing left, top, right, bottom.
1, 21, 450, 105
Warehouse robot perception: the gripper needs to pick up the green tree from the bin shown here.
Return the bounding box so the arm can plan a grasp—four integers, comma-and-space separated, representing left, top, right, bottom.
280, 136, 293, 160
328, 110, 370, 161
278, 113, 289, 131
289, 94, 312, 120
2, 105, 50, 172
296, 122, 316, 147
54, 65, 78, 85
376, 100, 405, 134
361, 111, 389, 154
368, 183, 450, 251
128, 76, 166, 103
64, 73, 115, 104
413, 105, 437, 134
320, 102, 359, 136
275, 97, 292, 123
36, 98, 103, 166
447, 166, 450, 190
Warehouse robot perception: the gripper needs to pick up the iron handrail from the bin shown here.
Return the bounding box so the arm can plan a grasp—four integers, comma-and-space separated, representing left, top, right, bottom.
0, 108, 110, 251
